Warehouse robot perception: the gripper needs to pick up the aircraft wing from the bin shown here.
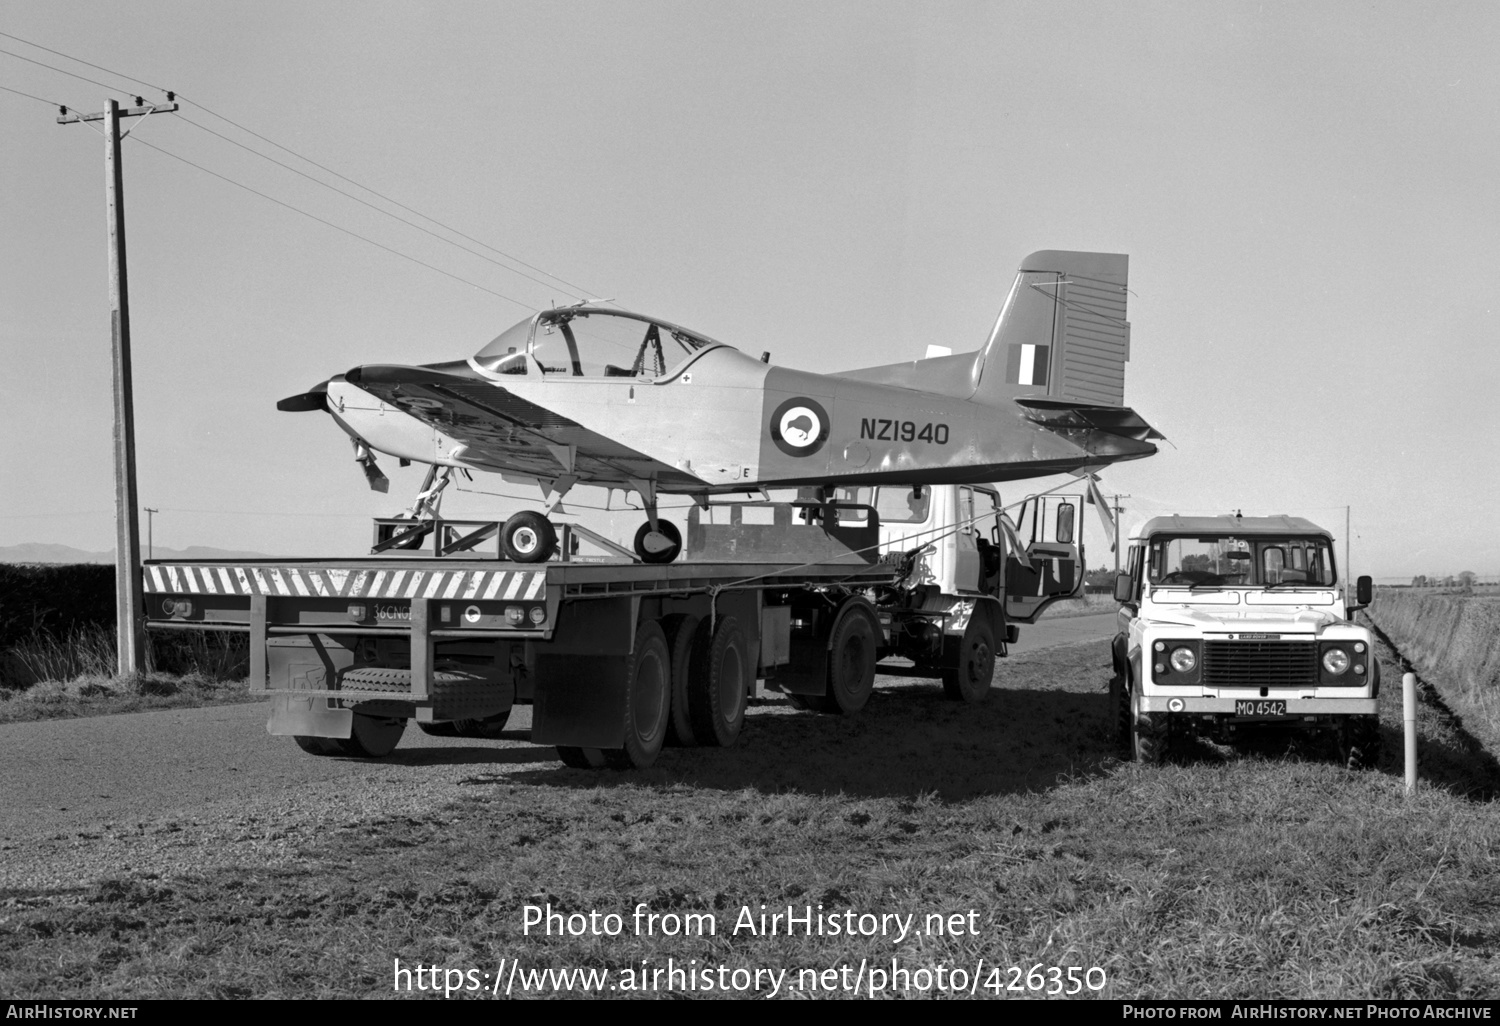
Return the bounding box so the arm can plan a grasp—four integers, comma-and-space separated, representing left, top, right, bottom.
342, 364, 696, 489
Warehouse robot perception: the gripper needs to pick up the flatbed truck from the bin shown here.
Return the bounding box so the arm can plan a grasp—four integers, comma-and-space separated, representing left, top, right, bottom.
143, 486, 1087, 768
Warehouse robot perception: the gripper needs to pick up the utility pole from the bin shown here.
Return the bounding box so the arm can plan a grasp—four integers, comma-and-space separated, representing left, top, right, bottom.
144, 507, 158, 560
1112, 494, 1130, 574
59, 96, 177, 675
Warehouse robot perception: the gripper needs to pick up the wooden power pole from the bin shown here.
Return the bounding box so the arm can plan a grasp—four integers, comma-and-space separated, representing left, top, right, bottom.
59, 97, 177, 675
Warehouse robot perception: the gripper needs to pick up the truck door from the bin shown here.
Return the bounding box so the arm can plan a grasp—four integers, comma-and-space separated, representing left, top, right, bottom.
1003, 493, 1085, 623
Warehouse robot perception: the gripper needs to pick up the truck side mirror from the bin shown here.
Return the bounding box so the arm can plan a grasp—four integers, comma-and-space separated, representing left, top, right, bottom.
1113, 575, 1134, 602
1356, 575, 1372, 605
1056, 502, 1075, 545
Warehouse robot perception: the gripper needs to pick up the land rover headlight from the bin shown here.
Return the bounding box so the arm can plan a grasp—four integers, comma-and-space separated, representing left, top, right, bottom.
1170, 647, 1197, 673
1322, 648, 1350, 675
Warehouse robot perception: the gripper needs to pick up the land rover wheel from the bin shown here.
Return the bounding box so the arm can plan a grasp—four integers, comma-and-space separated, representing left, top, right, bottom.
1340, 715, 1382, 771
1130, 693, 1167, 766
942, 616, 995, 704
1110, 672, 1132, 755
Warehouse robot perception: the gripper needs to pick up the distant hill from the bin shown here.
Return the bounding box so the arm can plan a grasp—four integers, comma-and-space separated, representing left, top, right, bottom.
0, 543, 270, 564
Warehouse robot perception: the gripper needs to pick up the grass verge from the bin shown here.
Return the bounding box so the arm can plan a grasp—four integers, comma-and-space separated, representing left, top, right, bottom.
2, 636, 1497, 999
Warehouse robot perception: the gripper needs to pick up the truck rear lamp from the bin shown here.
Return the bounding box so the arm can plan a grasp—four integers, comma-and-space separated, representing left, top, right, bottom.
161, 598, 193, 617
529, 605, 546, 625
505, 605, 525, 625
346, 603, 367, 621
438, 604, 454, 624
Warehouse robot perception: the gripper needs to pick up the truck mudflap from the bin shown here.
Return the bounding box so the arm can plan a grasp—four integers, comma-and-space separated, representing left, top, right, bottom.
1139, 696, 1378, 717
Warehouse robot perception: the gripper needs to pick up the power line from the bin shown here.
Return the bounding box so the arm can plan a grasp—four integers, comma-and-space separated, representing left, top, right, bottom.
0, 29, 168, 94
175, 114, 589, 301
130, 135, 537, 309
0, 82, 61, 107
0, 47, 133, 98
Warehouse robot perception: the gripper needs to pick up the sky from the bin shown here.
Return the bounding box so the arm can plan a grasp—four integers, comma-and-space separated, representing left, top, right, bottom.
1, 1, 1496, 580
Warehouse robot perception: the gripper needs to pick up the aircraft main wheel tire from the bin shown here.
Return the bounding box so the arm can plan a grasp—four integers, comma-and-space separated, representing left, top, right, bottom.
660, 614, 702, 747
335, 713, 406, 758
633, 520, 682, 564
502, 511, 557, 563
1340, 715, 1382, 771
416, 721, 459, 737
557, 746, 607, 769
687, 615, 748, 747
823, 609, 877, 714
454, 708, 513, 739
604, 620, 673, 769
941, 616, 995, 704
293, 735, 342, 756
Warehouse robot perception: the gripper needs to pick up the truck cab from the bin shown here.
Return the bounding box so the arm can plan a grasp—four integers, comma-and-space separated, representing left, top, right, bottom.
829, 483, 1086, 702
1110, 514, 1379, 767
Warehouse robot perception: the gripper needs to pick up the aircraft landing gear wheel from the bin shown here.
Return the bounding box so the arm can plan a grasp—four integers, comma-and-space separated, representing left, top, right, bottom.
633, 520, 682, 564
941, 615, 995, 704
823, 609, 876, 714
688, 615, 748, 747
557, 746, 607, 769
604, 620, 672, 769
502, 511, 556, 563
659, 614, 702, 746
335, 713, 406, 758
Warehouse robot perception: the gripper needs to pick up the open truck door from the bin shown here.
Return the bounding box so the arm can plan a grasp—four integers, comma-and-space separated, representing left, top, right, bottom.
1003, 492, 1084, 624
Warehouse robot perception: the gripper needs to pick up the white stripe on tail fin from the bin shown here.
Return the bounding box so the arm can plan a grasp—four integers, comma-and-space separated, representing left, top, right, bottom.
976, 250, 1130, 406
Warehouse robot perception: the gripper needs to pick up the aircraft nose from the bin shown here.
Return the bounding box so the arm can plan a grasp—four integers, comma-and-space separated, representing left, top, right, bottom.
276, 376, 338, 412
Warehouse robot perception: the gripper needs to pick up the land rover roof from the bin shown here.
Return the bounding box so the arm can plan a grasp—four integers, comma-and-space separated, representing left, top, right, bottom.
1128, 515, 1331, 541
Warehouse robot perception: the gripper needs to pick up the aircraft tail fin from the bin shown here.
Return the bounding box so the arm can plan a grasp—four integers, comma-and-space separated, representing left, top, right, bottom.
973, 250, 1130, 406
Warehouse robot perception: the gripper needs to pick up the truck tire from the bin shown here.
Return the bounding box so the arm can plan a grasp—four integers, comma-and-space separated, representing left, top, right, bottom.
502, 511, 556, 563
688, 615, 748, 747
335, 713, 406, 758
1340, 715, 1382, 771
660, 614, 701, 747
293, 735, 342, 755
823, 608, 876, 714
454, 708, 512, 739
557, 746, 607, 768
941, 615, 995, 703
605, 620, 673, 769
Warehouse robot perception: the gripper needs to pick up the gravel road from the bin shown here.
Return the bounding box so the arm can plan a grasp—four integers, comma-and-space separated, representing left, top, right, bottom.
0, 612, 1117, 890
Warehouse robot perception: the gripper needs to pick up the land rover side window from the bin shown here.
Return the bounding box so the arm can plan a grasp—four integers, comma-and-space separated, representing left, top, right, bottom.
1262, 538, 1336, 586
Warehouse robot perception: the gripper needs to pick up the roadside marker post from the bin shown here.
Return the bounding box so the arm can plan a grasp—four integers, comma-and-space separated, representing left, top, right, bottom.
1403, 671, 1417, 794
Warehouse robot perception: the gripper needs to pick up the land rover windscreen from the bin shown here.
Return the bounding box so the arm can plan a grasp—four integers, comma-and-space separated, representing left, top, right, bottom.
1146, 533, 1336, 590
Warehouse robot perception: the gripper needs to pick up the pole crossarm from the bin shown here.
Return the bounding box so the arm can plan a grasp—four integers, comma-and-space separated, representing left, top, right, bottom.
57, 102, 178, 123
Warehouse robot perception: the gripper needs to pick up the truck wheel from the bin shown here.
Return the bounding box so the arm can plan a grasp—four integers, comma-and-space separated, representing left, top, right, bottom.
454, 708, 512, 739
1130, 694, 1167, 766
660, 614, 701, 746
941, 616, 995, 703
557, 746, 607, 768
1340, 715, 1382, 770
633, 520, 682, 564
336, 713, 406, 758
293, 735, 342, 755
502, 511, 556, 563
824, 609, 876, 714
688, 615, 748, 747
605, 620, 672, 769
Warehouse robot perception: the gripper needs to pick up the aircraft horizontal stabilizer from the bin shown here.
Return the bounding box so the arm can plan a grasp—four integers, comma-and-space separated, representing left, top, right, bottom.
1014, 396, 1164, 443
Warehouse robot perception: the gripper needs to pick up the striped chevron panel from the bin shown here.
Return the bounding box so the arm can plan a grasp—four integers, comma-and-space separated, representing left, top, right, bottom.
143, 565, 547, 601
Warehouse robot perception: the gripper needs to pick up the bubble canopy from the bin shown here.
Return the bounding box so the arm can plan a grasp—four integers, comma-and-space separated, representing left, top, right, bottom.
473, 307, 729, 379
